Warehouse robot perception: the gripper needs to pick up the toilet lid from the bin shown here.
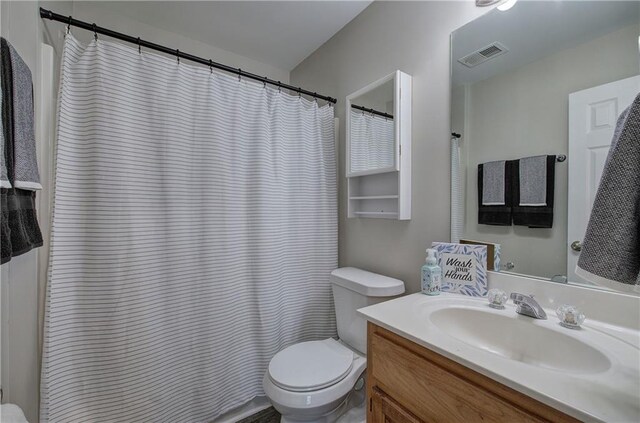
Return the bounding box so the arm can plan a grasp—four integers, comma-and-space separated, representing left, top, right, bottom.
268, 339, 354, 392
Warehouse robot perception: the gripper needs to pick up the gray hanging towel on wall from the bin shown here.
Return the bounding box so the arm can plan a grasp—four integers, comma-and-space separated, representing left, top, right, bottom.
481, 160, 506, 205
1, 37, 43, 264
478, 160, 514, 226
512, 155, 555, 228
577, 93, 640, 292
0, 57, 10, 189
7, 40, 41, 190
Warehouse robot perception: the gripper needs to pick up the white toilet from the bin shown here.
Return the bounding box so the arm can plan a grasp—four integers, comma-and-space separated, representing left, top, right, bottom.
263, 267, 405, 423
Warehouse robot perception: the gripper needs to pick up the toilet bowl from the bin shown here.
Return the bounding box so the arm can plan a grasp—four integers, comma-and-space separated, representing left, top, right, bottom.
263, 338, 367, 423
263, 268, 404, 423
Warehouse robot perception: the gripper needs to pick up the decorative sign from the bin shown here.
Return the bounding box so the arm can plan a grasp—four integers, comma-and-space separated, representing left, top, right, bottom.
431, 242, 488, 296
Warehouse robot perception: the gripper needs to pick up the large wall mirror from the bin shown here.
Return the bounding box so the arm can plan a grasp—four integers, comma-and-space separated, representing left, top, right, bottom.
450, 1, 639, 290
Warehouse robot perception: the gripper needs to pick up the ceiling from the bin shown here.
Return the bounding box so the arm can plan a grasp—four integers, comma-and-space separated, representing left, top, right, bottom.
89, 1, 372, 71
452, 1, 640, 86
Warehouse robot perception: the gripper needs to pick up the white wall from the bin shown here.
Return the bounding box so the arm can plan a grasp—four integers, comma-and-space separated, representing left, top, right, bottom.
290, 1, 487, 293
70, 1, 289, 84
461, 24, 639, 279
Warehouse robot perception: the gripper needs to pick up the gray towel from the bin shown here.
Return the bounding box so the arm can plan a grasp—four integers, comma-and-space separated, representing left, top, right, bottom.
1, 38, 43, 264
7, 42, 41, 190
0, 61, 10, 188
576, 92, 640, 290
481, 160, 506, 205
519, 155, 547, 206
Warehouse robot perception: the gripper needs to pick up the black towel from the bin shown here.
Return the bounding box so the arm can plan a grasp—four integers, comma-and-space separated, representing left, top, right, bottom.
1, 37, 43, 263
512, 155, 555, 228
478, 160, 514, 225
1, 189, 11, 263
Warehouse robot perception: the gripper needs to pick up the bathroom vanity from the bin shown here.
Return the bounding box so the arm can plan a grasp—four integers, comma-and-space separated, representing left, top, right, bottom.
366, 322, 576, 422
358, 278, 640, 423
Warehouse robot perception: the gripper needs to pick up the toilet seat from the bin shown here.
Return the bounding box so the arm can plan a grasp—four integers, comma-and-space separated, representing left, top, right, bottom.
268, 339, 354, 392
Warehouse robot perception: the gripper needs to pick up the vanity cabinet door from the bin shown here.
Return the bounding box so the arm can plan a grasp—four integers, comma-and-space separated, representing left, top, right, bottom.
371, 388, 421, 423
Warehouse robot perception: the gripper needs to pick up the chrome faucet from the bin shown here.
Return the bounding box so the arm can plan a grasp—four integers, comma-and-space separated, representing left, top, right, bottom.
510, 293, 547, 319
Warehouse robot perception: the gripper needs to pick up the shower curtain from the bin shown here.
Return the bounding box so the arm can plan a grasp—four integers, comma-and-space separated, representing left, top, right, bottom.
41, 35, 337, 422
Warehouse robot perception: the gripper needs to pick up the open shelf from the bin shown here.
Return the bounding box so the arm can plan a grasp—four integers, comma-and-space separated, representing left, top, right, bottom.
353, 211, 399, 217
347, 170, 409, 220
349, 195, 399, 200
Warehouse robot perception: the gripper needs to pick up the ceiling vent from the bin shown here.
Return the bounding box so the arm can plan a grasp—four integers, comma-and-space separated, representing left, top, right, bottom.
458, 42, 509, 68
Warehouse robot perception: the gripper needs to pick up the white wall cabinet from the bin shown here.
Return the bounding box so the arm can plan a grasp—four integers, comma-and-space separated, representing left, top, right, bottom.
346, 70, 411, 220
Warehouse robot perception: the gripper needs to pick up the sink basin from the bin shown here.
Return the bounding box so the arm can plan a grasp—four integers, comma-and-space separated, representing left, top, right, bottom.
429, 306, 611, 374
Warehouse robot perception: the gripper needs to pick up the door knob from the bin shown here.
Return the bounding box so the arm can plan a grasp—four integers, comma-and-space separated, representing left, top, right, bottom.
571, 241, 582, 252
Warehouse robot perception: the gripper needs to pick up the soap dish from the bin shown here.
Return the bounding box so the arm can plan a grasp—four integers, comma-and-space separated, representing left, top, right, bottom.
556, 304, 585, 329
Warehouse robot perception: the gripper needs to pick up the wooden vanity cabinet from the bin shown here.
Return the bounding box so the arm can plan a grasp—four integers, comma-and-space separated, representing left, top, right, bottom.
366, 322, 580, 423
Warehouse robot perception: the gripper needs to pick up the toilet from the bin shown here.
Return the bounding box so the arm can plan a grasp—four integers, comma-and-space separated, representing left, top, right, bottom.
263, 267, 405, 423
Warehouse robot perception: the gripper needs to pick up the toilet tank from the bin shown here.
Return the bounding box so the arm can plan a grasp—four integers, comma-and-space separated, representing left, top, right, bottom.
330, 268, 404, 355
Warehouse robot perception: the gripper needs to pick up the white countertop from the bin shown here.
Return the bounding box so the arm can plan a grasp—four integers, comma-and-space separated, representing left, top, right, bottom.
358, 293, 640, 423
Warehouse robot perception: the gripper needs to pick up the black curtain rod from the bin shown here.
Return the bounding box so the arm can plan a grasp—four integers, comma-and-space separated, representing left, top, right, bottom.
39, 7, 337, 104
350, 104, 393, 119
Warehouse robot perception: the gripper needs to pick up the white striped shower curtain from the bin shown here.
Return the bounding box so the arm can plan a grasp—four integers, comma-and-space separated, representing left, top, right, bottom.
41, 35, 337, 422
349, 109, 394, 173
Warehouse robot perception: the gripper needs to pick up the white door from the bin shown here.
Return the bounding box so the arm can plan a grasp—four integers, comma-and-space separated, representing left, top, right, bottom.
567, 75, 640, 283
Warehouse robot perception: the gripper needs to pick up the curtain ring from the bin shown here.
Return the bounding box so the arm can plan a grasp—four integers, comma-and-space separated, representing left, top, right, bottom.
209, 59, 213, 74
66, 16, 72, 34
137, 37, 141, 54
238, 69, 242, 82
263, 77, 267, 89
298, 88, 302, 99
176, 49, 180, 64
92, 23, 97, 41
314, 93, 318, 103
277, 81, 281, 93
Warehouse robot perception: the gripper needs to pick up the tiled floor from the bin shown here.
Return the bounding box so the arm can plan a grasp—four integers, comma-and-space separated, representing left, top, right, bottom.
237, 406, 281, 423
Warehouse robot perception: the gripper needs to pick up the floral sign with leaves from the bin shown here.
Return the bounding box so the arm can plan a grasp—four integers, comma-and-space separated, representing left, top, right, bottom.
431, 242, 488, 296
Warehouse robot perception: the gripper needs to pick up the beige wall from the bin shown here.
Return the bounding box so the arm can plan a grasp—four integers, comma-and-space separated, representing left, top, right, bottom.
461, 24, 639, 279
291, 1, 487, 293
